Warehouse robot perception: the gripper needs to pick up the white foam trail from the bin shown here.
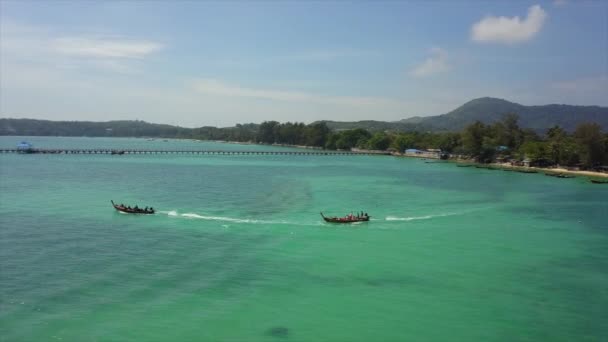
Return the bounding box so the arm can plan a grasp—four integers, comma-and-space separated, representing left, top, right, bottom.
165, 210, 322, 226
386, 215, 433, 221
384, 207, 493, 222
385, 212, 456, 221
181, 213, 266, 223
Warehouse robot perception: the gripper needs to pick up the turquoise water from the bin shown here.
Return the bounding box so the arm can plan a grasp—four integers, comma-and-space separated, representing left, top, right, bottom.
1, 136, 607, 341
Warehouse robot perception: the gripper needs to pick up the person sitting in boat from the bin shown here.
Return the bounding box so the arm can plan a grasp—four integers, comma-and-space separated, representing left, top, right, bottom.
149, 207, 154, 212
134, 205, 139, 210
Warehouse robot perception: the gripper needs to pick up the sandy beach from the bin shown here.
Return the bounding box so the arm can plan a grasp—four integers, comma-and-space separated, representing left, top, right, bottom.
475, 162, 608, 179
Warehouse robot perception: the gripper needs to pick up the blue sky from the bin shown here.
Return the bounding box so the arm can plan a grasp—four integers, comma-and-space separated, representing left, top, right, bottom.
1, 0, 606, 127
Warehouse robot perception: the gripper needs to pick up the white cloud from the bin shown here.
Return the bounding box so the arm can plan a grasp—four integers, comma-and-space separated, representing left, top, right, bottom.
0, 20, 163, 73
409, 47, 450, 77
1, 21, 408, 126
205, 49, 380, 67
192, 79, 401, 107
193, 79, 311, 102
471, 5, 547, 44
1, 70, 411, 126
53, 37, 163, 59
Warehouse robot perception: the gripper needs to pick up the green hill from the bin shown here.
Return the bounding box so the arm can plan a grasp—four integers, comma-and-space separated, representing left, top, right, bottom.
316, 120, 413, 132
0, 118, 261, 141
323, 97, 608, 133
2, 97, 606, 137
0, 119, 191, 137
405, 97, 608, 132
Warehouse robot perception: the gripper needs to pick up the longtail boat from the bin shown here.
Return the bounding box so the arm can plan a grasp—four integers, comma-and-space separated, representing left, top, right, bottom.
545, 172, 575, 178
320, 212, 370, 223
111, 200, 155, 214
590, 179, 608, 184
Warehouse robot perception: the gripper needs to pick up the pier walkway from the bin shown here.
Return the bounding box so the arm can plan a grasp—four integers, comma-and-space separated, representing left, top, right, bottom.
0, 148, 391, 156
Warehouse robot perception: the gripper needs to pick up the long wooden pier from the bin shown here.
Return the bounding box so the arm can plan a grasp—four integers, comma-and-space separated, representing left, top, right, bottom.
0, 148, 391, 156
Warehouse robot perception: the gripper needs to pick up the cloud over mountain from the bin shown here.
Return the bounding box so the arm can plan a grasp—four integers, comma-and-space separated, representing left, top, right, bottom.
471, 5, 547, 44
409, 47, 450, 77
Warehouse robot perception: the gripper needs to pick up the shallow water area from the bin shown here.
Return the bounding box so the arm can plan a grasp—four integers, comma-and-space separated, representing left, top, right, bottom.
1, 136, 607, 341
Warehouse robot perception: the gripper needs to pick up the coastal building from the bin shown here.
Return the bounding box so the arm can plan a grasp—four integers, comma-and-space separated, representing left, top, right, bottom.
404, 148, 447, 159
426, 149, 443, 158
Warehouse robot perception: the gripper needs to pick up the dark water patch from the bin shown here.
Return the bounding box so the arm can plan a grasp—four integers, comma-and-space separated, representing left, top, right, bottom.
265, 326, 289, 338
505, 202, 608, 232
247, 178, 312, 216
513, 253, 608, 339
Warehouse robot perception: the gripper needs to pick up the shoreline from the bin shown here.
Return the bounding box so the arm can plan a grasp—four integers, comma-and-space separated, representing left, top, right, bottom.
4, 135, 607, 179
388, 152, 608, 179
448, 159, 608, 179
494, 164, 608, 179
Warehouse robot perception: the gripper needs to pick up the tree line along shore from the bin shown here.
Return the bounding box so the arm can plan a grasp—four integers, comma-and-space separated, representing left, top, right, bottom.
222, 115, 608, 175
251, 117, 608, 179
2, 115, 607, 177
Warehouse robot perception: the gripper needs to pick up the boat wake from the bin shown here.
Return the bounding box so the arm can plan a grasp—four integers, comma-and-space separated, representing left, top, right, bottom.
385, 212, 462, 221
160, 210, 323, 226
180, 212, 274, 224
385, 207, 490, 222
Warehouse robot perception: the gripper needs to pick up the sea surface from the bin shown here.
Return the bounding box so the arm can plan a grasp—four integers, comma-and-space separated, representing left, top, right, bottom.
1, 136, 607, 341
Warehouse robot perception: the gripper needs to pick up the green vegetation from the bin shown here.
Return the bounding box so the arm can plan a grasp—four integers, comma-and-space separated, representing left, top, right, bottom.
0, 119, 191, 138
2, 113, 607, 168
249, 117, 606, 169
255, 121, 330, 147
321, 97, 608, 133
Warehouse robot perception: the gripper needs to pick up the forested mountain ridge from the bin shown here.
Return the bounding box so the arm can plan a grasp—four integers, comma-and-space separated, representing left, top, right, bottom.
2, 97, 607, 137
0, 119, 189, 137
0, 118, 260, 141
321, 97, 608, 132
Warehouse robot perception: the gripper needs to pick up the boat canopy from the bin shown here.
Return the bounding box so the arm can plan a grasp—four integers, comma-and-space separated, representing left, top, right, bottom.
17, 141, 33, 149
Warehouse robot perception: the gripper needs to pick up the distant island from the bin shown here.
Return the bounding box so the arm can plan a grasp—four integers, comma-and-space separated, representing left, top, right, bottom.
1, 97, 607, 170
